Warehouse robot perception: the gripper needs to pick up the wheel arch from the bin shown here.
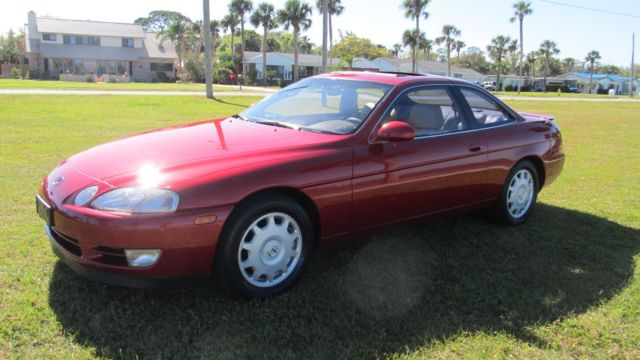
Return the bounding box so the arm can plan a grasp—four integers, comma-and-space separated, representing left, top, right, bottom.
222, 186, 322, 249
519, 155, 546, 190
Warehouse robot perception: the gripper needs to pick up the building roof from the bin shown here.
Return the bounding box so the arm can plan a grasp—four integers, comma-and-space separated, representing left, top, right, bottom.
244, 51, 341, 67
375, 57, 484, 77
36, 17, 145, 38
554, 72, 639, 84
31, 33, 175, 61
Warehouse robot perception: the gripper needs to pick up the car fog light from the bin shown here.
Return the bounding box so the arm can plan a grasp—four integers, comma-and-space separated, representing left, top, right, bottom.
124, 249, 162, 268
74, 186, 99, 206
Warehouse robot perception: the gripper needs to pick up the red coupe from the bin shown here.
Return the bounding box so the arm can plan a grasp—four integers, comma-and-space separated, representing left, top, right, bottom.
37, 72, 564, 297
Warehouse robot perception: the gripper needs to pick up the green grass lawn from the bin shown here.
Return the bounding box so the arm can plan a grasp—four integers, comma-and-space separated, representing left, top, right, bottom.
0, 79, 256, 92
494, 90, 639, 99
0, 96, 639, 359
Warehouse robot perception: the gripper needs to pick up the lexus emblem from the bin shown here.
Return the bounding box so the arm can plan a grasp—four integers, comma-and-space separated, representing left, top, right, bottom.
53, 176, 64, 186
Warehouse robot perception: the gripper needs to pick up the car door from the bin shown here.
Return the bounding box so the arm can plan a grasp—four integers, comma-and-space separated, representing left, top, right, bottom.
455, 87, 551, 200
351, 85, 490, 231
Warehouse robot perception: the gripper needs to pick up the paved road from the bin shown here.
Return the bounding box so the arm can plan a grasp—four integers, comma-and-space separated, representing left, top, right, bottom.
0, 89, 272, 97
1, 89, 639, 102
497, 95, 640, 102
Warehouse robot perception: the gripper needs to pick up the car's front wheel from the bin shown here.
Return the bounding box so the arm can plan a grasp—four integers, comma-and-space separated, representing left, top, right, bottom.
215, 194, 313, 297
493, 160, 539, 225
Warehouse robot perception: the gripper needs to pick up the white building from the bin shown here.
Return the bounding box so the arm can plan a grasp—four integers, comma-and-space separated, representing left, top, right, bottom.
372, 58, 485, 82
552, 72, 640, 94
244, 51, 340, 81
25, 11, 177, 82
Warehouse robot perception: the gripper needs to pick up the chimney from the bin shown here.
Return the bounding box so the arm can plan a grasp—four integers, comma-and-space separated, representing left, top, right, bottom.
27, 11, 39, 39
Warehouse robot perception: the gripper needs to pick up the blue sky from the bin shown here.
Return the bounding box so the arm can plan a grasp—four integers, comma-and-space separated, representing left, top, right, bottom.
2, 0, 638, 66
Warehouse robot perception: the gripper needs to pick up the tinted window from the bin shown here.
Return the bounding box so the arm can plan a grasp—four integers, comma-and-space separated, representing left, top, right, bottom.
122, 38, 134, 47
460, 89, 514, 126
151, 63, 173, 71
42, 33, 56, 41
382, 87, 467, 137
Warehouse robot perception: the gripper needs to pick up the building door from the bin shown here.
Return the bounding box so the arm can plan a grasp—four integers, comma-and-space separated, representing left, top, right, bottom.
44, 58, 49, 73
129, 62, 133, 77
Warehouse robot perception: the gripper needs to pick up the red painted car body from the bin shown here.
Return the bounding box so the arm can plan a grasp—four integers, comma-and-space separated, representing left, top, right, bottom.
38, 72, 564, 287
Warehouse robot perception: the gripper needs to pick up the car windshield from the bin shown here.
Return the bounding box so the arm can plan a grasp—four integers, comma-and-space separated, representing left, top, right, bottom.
240, 78, 393, 135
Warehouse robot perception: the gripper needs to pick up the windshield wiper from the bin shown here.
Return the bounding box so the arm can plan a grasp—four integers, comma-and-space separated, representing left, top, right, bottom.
231, 114, 250, 121
254, 120, 300, 130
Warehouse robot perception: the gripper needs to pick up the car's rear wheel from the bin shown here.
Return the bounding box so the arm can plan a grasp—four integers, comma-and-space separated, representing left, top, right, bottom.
493, 160, 539, 225
215, 194, 313, 297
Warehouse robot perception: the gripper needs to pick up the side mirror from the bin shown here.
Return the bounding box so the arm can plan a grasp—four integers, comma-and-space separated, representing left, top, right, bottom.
375, 121, 415, 142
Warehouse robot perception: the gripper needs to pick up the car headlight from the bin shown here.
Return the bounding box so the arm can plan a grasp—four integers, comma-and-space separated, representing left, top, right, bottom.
91, 188, 179, 213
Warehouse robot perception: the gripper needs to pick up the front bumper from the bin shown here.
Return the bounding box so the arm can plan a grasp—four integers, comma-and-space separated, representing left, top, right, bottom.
48, 224, 211, 289
40, 191, 234, 288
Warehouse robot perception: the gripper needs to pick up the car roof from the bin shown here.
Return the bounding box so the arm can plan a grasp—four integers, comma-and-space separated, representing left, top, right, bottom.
316, 71, 472, 87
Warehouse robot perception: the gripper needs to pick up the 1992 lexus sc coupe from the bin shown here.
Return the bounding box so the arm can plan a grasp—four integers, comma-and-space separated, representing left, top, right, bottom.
37, 72, 564, 297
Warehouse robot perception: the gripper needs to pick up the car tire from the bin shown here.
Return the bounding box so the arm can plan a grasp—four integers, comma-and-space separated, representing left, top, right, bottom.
492, 160, 539, 225
214, 193, 314, 298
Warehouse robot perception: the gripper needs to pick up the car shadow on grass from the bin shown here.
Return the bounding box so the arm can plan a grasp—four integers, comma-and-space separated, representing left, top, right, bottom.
48, 204, 640, 359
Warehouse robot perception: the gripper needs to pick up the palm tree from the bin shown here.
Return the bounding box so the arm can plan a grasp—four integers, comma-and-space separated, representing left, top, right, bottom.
487, 35, 511, 91
401, 0, 431, 72
562, 57, 576, 73
191, 20, 221, 53
435, 25, 461, 77
222, 13, 239, 55
526, 51, 538, 77
278, 0, 313, 82
251, 3, 277, 85
229, 0, 254, 79
454, 40, 466, 58
419, 38, 434, 61
510, 1, 533, 93
403, 29, 423, 71
539, 40, 560, 92
392, 43, 403, 58
585, 50, 601, 94
508, 39, 519, 73
157, 16, 192, 77
316, 0, 344, 63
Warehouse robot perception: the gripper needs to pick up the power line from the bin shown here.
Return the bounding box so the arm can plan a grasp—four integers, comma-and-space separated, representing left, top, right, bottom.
538, 0, 640, 19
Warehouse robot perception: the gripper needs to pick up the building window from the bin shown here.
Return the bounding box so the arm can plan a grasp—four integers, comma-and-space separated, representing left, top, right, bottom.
98, 60, 128, 76
63, 35, 81, 45
150, 63, 173, 71
73, 59, 84, 75
42, 33, 56, 41
86, 36, 100, 46
122, 38, 134, 48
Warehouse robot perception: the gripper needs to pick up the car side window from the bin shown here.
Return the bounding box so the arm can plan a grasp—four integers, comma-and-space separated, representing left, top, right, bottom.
382, 87, 468, 137
460, 88, 515, 127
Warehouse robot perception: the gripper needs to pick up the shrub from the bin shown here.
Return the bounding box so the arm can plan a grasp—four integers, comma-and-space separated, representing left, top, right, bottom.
156, 72, 172, 83
503, 83, 514, 92
246, 68, 258, 86
184, 53, 204, 83
11, 68, 21, 79
85, 74, 95, 83
107, 76, 117, 83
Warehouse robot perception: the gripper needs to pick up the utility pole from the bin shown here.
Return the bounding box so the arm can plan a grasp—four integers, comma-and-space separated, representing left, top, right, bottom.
631, 33, 635, 98
321, 0, 328, 73
203, 0, 214, 99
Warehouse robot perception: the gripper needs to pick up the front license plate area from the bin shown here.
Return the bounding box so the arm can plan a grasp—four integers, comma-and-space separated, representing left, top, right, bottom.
36, 195, 53, 226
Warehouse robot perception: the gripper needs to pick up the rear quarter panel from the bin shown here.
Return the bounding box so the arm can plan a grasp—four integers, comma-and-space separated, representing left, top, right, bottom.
485, 118, 564, 198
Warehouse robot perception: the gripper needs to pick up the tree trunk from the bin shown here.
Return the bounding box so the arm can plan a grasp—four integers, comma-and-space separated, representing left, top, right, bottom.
589, 62, 594, 94
263, 26, 268, 86
179, 34, 185, 77
517, 18, 524, 93
329, 15, 333, 67
293, 27, 299, 82
413, 14, 420, 72
497, 55, 501, 92
240, 16, 245, 79
447, 43, 452, 77
544, 56, 549, 92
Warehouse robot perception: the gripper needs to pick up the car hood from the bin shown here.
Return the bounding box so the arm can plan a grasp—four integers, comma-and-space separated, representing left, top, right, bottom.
66, 117, 348, 189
